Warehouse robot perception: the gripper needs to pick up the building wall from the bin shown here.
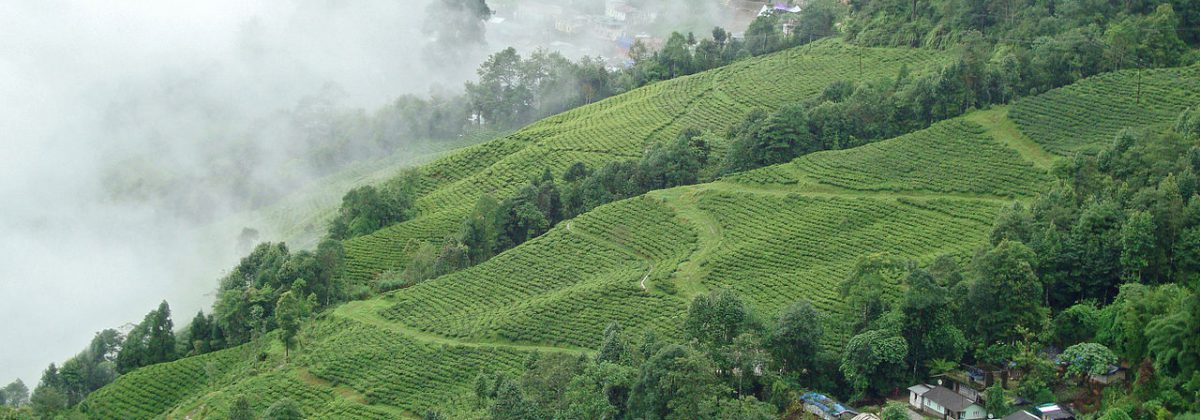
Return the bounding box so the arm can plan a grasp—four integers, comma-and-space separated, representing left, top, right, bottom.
924, 400, 947, 416
963, 405, 987, 420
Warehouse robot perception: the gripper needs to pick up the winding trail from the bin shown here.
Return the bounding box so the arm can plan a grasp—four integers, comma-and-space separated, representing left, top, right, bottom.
965, 106, 1056, 169
334, 299, 590, 355
328, 105, 1053, 356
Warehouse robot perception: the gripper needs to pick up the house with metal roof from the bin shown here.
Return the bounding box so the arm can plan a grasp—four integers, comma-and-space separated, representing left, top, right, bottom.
907, 384, 987, 420
1002, 410, 1041, 420
800, 392, 859, 420
1088, 364, 1125, 385
999, 403, 1077, 420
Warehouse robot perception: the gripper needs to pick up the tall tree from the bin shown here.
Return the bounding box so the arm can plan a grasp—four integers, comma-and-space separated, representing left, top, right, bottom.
768, 300, 825, 374
900, 269, 966, 380
840, 254, 911, 333
627, 345, 728, 419
684, 289, 756, 348
840, 329, 909, 400
967, 241, 1047, 345
263, 398, 302, 420
3, 379, 29, 407
275, 291, 305, 362
146, 301, 176, 366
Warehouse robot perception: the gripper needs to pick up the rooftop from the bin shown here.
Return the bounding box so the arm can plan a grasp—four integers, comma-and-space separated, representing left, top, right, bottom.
922, 386, 980, 412
1002, 411, 1041, 420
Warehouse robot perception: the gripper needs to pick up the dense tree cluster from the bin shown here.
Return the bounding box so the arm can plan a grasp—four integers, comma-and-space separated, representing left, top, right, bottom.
452, 291, 819, 419
624, 6, 847, 88
845, 0, 1200, 52
466, 49, 615, 128
327, 174, 417, 240
723, 17, 1191, 175
208, 241, 338, 350
24, 329, 123, 417
15, 0, 1200, 417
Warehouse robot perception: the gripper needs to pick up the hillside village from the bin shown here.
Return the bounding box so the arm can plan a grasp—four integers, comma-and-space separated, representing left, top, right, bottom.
489, 0, 805, 68
802, 353, 1130, 420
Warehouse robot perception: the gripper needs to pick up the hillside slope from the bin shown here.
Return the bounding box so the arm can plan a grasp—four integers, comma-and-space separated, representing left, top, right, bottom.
82, 106, 1054, 418
207, 132, 501, 251
1009, 65, 1200, 156
81, 54, 1200, 420
341, 39, 952, 286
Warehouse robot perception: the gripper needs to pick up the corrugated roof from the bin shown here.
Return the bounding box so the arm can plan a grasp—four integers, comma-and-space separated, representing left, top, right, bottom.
922, 386, 979, 412
1002, 411, 1040, 420
908, 384, 931, 395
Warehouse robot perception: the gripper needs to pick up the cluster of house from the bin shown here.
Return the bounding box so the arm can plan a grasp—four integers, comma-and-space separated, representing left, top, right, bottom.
802, 359, 1126, 420
493, 0, 812, 69
498, 0, 670, 68
905, 360, 1125, 420
800, 392, 880, 420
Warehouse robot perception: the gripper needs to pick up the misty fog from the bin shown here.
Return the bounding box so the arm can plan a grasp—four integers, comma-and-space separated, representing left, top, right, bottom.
0, 0, 735, 387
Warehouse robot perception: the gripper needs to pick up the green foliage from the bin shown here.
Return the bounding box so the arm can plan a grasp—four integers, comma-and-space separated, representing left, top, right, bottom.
489, 378, 535, 420
900, 269, 967, 380
840, 329, 909, 399
517, 352, 586, 417
562, 361, 636, 419
966, 240, 1047, 344
984, 384, 1011, 416
880, 401, 910, 420
1051, 302, 1101, 347
274, 291, 305, 361
1061, 342, 1119, 378
302, 319, 527, 414
381, 197, 696, 348
327, 181, 415, 241
466, 48, 615, 128
341, 39, 949, 288
597, 323, 630, 365
81, 346, 244, 419
2, 380, 28, 408
684, 289, 758, 348
627, 345, 729, 420
213, 241, 344, 349
562, 129, 711, 219
696, 191, 1000, 348
116, 301, 177, 374
769, 300, 825, 374
841, 254, 912, 333
29, 380, 66, 418
1011, 66, 1200, 156
1144, 289, 1200, 395
229, 394, 256, 420
721, 104, 814, 173
779, 118, 1052, 197
262, 398, 302, 420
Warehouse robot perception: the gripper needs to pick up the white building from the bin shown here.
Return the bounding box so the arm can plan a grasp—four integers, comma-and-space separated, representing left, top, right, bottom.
908, 384, 988, 420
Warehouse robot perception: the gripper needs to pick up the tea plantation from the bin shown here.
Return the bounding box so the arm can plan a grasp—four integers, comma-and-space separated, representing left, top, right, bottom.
77, 45, 1200, 419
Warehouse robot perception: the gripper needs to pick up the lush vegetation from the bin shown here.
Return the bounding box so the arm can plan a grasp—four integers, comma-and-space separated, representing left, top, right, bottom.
16, 0, 1200, 416
728, 113, 1054, 197
1011, 65, 1200, 155
338, 39, 949, 289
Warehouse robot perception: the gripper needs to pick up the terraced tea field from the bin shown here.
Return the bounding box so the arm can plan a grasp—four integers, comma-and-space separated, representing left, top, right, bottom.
1010, 65, 1200, 156
84, 45, 1200, 419
83, 103, 1051, 417
726, 109, 1055, 198
340, 39, 952, 286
